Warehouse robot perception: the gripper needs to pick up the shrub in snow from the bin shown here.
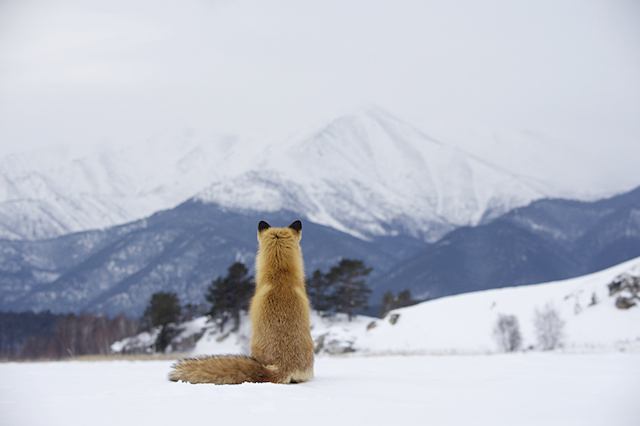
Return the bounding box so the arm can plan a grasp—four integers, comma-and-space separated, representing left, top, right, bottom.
533, 303, 565, 350
492, 314, 522, 352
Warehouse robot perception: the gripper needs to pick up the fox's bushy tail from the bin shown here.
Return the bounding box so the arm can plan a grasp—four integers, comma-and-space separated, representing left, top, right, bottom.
169, 355, 277, 384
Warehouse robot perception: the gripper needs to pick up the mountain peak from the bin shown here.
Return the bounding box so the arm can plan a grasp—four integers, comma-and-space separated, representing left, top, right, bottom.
1, 107, 559, 242
197, 108, 548, 242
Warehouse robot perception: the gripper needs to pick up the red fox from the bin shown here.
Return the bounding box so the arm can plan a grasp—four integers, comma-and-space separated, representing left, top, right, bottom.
169, 220, 314, 384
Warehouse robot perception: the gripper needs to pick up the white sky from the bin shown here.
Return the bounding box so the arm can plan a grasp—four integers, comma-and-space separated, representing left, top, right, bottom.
1, 0, 639, 192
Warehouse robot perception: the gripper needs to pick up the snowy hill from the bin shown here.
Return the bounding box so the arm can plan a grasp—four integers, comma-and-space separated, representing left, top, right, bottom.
2, 108, 561, 242
115, 256, 640, 357
359, 257, 640, 354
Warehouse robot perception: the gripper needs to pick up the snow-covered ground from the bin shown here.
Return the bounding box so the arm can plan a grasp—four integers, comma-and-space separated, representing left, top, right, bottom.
357, 256, 640, 354
3, 260, 640, 426
1, 353, 639, 426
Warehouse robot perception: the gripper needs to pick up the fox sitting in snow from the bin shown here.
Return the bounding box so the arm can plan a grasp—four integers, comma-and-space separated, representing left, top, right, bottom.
169, 220, 314, 384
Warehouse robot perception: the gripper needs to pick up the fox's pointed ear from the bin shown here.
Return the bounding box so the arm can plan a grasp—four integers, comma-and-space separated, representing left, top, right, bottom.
258, 221, 271, 232
289, 220, 302, 233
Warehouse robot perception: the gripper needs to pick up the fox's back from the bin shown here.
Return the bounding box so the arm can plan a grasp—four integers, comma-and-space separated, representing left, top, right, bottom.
251, 221, 314, 380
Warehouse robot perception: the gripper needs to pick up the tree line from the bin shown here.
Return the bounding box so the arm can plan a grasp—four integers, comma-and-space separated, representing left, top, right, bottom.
141, 259, 379, 352
2, 257, 419, 358
203, 258, 417, 327
142, 258, 419, 353
0, 311, 139, 360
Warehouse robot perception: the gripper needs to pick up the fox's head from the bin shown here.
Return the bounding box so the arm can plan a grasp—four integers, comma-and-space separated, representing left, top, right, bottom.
257, 220, 302, 244
255, 220, 304, 277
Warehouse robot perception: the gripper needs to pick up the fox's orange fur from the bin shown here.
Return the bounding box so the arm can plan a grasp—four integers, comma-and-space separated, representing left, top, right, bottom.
169, 220, 314, 384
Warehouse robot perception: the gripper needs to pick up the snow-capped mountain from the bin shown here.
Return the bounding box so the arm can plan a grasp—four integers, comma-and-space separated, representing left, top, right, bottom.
2, 185, 637, 317
0, 107, 593, 242
197, 107, 551, 241
0, 133, 245, 240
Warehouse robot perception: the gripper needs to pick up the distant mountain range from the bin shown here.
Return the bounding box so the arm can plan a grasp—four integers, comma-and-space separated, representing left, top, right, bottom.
195, 107, 552, 241
1, 186, 638, 317
370, 186, 640, 301
1, 107, 639, 317
1, 107, 560, 242
0, 202, 426, 316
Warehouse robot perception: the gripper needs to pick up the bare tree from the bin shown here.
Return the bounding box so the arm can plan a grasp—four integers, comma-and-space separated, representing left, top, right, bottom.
17, 313, 139, 360
493, 314, 522, 352
534, 302, 565, 350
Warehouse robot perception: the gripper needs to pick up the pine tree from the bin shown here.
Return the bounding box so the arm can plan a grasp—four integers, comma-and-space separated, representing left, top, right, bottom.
380, 289, 418, 317
326, 259, 372, 321
141, 292, 181, 353
397, 289, 416, 307
206, 262, 254, 332
380, 290, 395, 318
307, 269, 334, 315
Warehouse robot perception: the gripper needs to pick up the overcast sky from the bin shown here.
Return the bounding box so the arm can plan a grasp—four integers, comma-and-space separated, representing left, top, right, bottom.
1, 0, 639, 191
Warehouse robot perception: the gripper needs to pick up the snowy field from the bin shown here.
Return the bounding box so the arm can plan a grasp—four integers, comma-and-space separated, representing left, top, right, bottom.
1, 352, 639, 426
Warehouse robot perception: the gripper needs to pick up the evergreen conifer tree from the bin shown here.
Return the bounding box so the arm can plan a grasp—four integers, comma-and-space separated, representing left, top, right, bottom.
141, 292, 181, 353
307, 269, 334, 315
326, 259, 372, 321
206, 262, 254, 331
380, 289, 418, 317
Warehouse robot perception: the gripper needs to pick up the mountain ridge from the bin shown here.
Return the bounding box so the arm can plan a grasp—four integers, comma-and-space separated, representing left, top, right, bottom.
1, 186, 639, 318
0, 201, 427, 316
196, 108, 550, 241
1, 107, 581, 242
370, 185, 640, 301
